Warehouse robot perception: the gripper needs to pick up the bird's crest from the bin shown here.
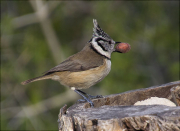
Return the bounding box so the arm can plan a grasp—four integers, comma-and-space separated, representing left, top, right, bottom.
93, 19, 111, 40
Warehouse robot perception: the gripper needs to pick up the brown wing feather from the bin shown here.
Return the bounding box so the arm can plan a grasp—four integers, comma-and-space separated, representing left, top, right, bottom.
44, 43, 104, 75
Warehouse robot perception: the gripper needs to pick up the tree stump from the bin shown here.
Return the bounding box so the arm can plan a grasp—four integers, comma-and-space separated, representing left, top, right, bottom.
58, 81, 180, 131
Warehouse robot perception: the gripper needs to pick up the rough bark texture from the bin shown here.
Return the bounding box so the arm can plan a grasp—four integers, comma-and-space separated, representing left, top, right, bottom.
58, 81, 180, 131
171, 85, 180, 106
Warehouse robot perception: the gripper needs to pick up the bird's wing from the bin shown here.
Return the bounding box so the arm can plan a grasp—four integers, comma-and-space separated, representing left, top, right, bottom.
44, 52, 104, 75
44, 60, 89, 75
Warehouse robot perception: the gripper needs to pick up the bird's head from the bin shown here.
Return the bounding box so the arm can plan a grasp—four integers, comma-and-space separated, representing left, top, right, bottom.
90, 19, 121, 59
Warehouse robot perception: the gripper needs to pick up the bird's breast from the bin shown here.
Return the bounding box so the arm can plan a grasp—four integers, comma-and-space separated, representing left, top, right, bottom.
52, 58, 111, 89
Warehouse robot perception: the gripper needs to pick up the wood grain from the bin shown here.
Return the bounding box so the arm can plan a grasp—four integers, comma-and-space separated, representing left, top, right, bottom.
58, 81, 180, 131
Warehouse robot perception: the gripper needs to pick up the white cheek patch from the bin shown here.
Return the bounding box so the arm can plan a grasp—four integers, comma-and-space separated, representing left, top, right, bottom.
92, 38, 111, 59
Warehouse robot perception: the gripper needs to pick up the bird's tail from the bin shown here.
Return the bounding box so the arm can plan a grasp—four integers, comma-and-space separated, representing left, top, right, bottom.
21, 75, 51, 85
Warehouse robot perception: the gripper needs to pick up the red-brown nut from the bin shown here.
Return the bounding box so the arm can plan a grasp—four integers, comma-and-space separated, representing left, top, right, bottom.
115, 43, 131, 53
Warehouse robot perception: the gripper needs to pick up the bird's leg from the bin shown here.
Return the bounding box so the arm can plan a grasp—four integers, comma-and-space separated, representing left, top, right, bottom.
76, 90, 104, 99
74, 89, 94, 107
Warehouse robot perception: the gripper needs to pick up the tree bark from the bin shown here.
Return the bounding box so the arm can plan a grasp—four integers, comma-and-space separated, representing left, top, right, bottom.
58, 81, 180, 131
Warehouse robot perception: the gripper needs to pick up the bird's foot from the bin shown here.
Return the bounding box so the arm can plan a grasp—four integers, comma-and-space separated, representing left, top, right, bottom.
75, 90, 104, 107
78, 99, 86, 102
74, 89, 94, 107
75, 89, 104, 100
77, 94, 104, 107
87, 94, 104, 99
78, 94, 103, 102
78, 98, 94, 107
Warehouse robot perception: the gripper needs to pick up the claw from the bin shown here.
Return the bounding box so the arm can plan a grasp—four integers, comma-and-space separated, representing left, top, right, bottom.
77, 98, 94, 107
89, 101, 94, 107
78, 99, 86, 102
87, 94, 104, 99
74, 89, 94, 107
74, 89, 103, 107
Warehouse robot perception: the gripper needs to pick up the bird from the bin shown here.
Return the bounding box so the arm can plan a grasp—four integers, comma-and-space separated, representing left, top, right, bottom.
21, 19, 130, 107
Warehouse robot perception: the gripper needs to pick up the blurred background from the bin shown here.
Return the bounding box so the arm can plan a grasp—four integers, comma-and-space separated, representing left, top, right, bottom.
1, 1, 179, 130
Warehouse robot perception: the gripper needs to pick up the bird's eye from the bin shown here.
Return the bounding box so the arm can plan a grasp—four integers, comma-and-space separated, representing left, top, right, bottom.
108, 41, 111, 44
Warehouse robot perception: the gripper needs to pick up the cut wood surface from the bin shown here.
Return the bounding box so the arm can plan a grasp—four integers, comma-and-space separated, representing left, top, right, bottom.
58, 81, 180, 131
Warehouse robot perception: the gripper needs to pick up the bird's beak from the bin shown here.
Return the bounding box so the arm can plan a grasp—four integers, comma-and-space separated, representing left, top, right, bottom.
115, 42, 121, 44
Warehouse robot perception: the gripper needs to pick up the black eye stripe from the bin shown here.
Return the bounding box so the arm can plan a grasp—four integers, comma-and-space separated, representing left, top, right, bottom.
97, 42, 107, 51
96, 38, 108, 43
